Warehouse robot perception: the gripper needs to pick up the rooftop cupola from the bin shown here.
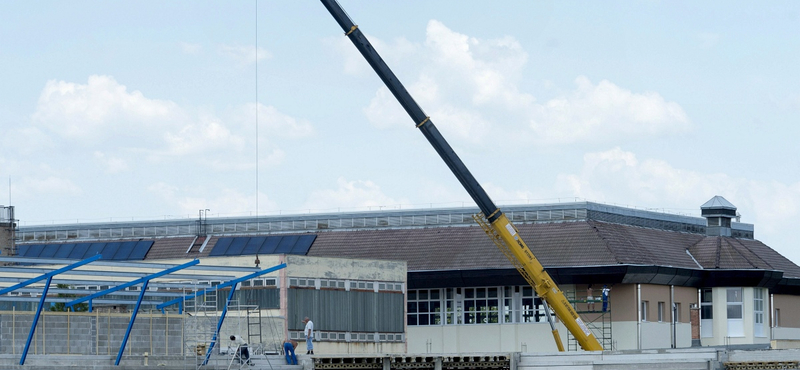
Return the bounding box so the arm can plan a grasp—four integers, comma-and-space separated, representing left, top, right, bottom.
701, 196, 736, 237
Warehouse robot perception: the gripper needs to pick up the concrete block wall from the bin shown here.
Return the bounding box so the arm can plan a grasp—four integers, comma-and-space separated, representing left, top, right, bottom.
0, 311, 184, 356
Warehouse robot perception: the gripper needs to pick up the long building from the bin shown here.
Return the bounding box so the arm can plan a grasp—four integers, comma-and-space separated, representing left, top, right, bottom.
5, 196, 800, 354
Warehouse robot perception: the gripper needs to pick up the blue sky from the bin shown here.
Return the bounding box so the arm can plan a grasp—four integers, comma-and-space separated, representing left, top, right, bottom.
1, 1, 799, 263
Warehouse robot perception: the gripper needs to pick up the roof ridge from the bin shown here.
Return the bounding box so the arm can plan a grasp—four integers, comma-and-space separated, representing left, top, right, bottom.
587, 220, 622, 264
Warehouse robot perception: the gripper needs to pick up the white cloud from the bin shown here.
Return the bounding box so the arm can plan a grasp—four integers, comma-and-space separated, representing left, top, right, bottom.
529, 77, 690, 144
555, 147, 733, 205
148, 182, 278, 217
28, 76, 311, 169
349, 20, 689, 147
302, 177, 409, 212
219, 44, 270, 66
31, 75, 183, 142
555, 148, 800, 241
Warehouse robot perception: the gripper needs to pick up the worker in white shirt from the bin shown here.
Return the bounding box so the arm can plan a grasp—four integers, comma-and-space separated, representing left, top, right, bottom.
302, 317, 314, 355
229, 334, 253, 366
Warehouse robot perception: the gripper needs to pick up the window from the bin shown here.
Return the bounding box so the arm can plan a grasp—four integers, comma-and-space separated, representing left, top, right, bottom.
700, 288, 713, 338
658, 302, 665, 322
775, 309, 781, 327
463, 287, 499, 324
727, 288, 744, 337
754, 288, 765, 337
674, 302, 681, 322
641, 301, 649, 322
407, 289, 442, 326
443, 288, 460, 324
408, 286, 551, 326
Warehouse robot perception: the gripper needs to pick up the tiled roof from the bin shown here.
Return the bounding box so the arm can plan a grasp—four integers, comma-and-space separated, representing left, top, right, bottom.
24, 217, 800, 280
144, 236, 219, 260
306, 219, 800, 278
687, 236, 800, 278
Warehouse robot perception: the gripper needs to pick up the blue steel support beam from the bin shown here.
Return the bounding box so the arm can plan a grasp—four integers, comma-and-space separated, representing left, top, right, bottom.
0, 254, 101, 296
157, 263, 287, 311
66, 259, 200, 308
20, 276, 53, 365
202, 282, 239, 366
115, 280, 149, 366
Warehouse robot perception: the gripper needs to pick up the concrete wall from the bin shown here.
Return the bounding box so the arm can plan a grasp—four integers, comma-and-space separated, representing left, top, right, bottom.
407, 323, 566, 353
612, 321, 691, 350
283, 255, 406, 282
0, 311, 184, 356
773, 327, 800, 341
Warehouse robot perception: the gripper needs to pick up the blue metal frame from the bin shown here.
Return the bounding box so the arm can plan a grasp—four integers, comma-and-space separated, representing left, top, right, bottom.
11, 255, 102, 365
156, 263, 287, 311
202, 282, 239, 366
115, 280, 149, 366
65, 259, 200, 310
0, 254, 101, 296
153, 263, 287, 365
60, 260, 199, 366
201, 263, 287, 365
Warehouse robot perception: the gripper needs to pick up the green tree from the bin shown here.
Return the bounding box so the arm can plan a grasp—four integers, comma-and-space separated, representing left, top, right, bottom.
49, 284, 89, 312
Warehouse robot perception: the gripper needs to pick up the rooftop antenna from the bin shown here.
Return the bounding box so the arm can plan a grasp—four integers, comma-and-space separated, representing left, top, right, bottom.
254, 0, 259, 217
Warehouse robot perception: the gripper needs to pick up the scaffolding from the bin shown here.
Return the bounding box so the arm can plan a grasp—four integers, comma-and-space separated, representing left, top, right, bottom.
565, 290, 612, 351
184, 282, 220, 369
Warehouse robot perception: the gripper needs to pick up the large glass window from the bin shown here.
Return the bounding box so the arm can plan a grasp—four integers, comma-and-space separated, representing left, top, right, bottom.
407, 286, 552, 326
407, 289, 441, 326
754, 288, 765, 337
463, 287, 499, 324
727, 288, 743, 337
700, 288, 713, 338
521, 286, 548, 323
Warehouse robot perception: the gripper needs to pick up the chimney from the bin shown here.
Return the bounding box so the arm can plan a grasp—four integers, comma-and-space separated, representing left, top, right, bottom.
0, 205, 16, 259
701, 196, 736, 237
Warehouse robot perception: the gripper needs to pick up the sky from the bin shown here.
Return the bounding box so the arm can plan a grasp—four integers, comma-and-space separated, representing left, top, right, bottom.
1, 1, 799, 263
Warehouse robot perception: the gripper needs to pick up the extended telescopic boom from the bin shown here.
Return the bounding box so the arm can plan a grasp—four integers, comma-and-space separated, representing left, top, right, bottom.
320, 0, 603, 351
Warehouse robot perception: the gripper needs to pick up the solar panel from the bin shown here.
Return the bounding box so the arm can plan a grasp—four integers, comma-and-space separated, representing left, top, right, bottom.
258, 237, 280, 254
86, 243, 106, 259
53, 243, 75, 259
24, 244, 45, 258
112, 241, 135, 260
16, 244, 31, 257
242, 237, 266, 255
13, 241, 154, 261
222, 238, 246, 255
126, 241, 153, 260
102, 242, 124, 260
275, 235, 300, 254
68, 243, 90, 259
208, 237, 234, 256
40, 244, 61, 258
209, 235, 316, 256
292, 235, 316, 254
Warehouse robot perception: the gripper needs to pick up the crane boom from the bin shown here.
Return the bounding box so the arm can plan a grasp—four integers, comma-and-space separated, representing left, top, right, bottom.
320, 0, 603, 352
